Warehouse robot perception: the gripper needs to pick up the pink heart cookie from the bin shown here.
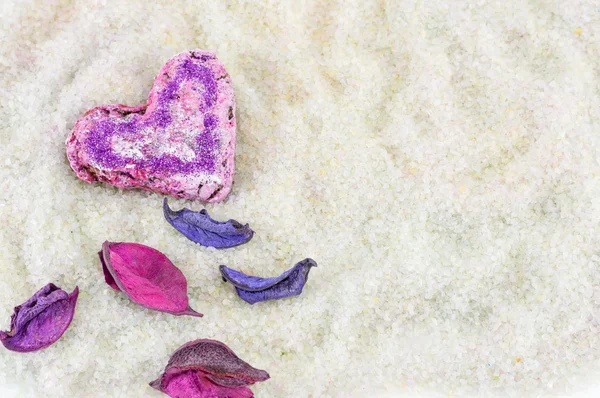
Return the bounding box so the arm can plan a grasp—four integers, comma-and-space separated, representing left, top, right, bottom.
66, 50, 236, 202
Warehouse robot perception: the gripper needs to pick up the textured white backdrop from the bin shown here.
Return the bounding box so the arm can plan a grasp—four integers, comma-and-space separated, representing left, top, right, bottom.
1, 0, 599, 397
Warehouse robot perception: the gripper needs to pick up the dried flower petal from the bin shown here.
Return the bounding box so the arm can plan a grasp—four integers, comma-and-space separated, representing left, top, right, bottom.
150, 339, 269, 398
220, 259, 317, 304
0, 283, 79, 352
99, 241, 202, 317
159, 372, 254, 398
163, 199, 254, 249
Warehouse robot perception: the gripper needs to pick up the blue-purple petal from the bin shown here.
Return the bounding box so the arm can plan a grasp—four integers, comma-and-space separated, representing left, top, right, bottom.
163, 199, 254, 249
220, 259, 317, 304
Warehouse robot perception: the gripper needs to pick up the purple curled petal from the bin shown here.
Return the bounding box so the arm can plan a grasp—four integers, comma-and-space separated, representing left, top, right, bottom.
1, 284, 79, 353
220, 259, 317, 304
163, 199, 254, 249
219, 266, 297, 292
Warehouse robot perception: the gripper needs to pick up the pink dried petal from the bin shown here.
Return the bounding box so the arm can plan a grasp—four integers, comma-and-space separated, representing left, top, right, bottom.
150, 339, 269, 397
162, 371, 254, 398
99, 251, 120, 291
99, 241, 202, 317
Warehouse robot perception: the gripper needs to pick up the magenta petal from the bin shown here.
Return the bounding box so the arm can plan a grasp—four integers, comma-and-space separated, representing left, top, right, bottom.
1, 284, 79, 353
150, 339, 269, 397
159, 371, 254, 398
100, 241, 202, 317
99, 251, 120, 291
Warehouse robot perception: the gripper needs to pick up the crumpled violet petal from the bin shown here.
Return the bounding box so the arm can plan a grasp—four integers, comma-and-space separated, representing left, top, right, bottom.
150, 339, 269, 398
163, 199, 254, 249
0, 283, 79, 353
220, 259, 317, 305
99, 241, 202, 317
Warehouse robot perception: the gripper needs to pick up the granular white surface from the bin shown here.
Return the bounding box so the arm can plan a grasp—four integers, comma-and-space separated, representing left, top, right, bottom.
1, 1, 599, 397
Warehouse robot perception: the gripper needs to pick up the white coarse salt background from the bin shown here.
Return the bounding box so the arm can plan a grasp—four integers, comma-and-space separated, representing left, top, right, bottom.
0, 0, 599, 397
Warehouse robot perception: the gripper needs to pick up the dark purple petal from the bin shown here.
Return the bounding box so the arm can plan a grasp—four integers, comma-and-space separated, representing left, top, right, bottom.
150, 339, 269, 397
99, 241, 202, 317
0, 283, 79, 353
220, 259, 317, 305
163, 199, 254, 249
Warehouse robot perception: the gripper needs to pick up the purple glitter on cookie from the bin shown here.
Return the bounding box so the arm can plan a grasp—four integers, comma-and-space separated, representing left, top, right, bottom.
86, 59, 218, 173
66, 50, 236, 202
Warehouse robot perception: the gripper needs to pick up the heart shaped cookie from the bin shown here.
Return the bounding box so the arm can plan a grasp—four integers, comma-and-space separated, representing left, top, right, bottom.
66, 50, 236, 202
